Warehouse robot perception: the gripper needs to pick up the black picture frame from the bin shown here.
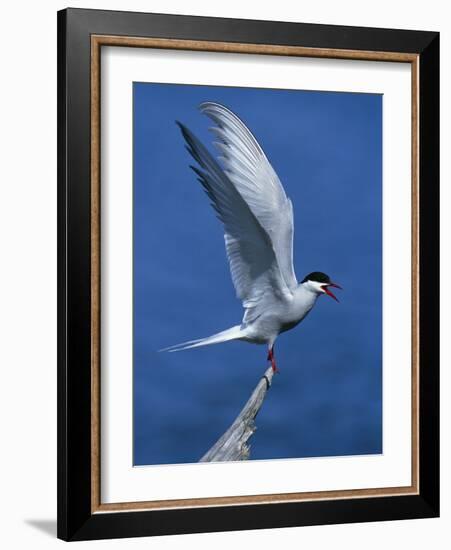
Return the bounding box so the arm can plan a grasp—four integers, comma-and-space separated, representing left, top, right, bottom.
57, 7, 439, 541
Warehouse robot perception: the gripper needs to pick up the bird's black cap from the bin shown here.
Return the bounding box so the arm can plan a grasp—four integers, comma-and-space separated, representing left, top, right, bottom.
301, 272, 331, 284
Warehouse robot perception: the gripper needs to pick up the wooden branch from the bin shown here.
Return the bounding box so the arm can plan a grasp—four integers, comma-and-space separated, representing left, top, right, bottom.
200, 366, 275, 462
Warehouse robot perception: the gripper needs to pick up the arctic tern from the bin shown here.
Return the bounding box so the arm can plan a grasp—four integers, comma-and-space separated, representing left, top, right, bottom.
162, 102, 341, 372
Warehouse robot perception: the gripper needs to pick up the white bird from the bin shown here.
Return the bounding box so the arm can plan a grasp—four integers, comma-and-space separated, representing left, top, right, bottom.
161, 102, 341, 372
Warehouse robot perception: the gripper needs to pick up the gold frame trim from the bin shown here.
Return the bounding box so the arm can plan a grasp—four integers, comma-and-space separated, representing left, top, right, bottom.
90, 35, 420, 514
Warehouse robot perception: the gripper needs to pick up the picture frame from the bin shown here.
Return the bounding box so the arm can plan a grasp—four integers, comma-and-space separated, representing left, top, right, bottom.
57, 7, 439, 541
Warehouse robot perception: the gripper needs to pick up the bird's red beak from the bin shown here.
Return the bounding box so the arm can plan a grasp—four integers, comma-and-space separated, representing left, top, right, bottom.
322, 282, 342, 302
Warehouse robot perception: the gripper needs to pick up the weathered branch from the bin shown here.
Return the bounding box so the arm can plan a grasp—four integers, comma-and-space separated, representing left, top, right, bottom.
199, 366, 275, 462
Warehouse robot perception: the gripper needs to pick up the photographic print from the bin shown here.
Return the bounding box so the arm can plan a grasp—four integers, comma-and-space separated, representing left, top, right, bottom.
133, 83, 382, 466
58, 11, 439, 539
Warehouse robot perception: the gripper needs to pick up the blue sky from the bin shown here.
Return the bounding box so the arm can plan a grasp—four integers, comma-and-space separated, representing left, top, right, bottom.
133, 82, 382, 466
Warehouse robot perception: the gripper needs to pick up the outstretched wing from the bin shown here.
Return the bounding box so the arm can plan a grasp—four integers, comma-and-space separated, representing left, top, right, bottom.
177, 121, 292, 311
200, 102, 298, 293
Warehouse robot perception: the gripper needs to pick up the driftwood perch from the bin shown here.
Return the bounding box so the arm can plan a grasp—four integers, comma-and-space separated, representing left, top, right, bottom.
200, 366, 275, 462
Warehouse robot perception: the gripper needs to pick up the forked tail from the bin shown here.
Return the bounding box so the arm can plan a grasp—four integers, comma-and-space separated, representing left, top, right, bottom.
159, 325, 243, 352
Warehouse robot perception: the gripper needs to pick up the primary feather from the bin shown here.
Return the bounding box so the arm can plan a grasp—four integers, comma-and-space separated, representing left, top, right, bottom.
177, 103, 297, 323
200, 102, 297, 295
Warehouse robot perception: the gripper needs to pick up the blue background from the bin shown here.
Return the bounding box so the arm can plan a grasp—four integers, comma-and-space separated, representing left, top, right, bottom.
133, 83, 382, 465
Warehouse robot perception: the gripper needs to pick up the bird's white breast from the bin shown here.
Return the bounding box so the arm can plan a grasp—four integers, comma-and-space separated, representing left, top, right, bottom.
279, 284, 318, 331
240, 284, 319, 344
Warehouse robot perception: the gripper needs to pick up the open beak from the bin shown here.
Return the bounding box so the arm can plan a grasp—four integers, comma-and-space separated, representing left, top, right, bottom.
322, 282, 342, 302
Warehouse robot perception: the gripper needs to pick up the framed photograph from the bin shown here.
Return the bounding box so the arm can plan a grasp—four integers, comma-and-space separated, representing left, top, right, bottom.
57, 8, 439, 541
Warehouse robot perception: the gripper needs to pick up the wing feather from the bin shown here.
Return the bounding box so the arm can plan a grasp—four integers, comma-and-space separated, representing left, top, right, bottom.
177, 121, 291, 309
200, 102, 298, 292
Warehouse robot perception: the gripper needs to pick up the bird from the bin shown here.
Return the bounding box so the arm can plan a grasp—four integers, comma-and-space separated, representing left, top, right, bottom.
161, 102, 341, 372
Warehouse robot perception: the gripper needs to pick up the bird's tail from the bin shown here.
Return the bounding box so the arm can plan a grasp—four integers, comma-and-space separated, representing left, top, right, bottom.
159, 325, 243, 353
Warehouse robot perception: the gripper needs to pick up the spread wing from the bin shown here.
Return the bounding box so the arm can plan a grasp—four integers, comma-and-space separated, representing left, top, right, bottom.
177, 120, 294, 314
200, 102, 298, 293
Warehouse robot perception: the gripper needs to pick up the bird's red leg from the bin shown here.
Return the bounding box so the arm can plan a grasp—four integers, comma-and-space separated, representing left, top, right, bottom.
267, 346, 279, 373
